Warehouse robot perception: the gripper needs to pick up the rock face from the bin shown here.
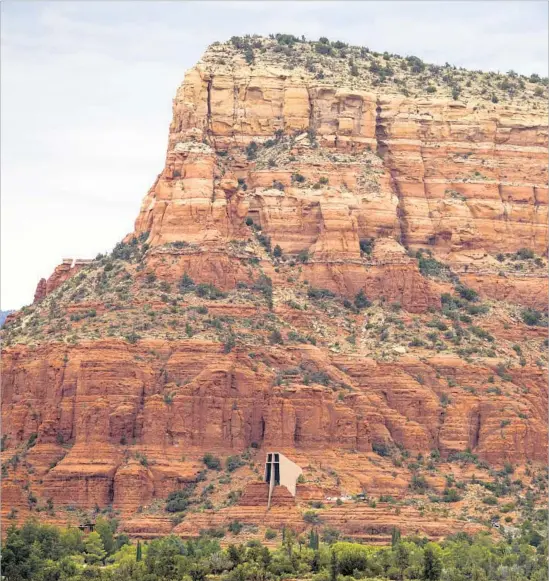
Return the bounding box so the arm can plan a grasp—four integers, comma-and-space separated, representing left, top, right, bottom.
2, 36, 547, 541
134, 50, 548, 258
33, 259, 93, 304
131, 40, 547, 313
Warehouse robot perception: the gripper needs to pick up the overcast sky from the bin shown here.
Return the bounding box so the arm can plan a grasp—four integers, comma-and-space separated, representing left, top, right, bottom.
2, 1, 548, 310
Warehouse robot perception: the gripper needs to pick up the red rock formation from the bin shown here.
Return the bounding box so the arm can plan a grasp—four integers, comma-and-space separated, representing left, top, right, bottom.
1, 338, 545, 525
2, 37, 547, 541
33, 278, 47, 303
134, 61, 547, 259
33, 259, 92, 303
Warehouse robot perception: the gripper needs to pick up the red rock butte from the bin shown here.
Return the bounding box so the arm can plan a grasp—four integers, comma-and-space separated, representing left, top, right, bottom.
2, 35, 547, 542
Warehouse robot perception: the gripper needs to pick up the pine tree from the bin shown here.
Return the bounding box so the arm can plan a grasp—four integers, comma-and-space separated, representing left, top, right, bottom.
83, 531, 106, 565
308, 529, 319, 550
136, 540, 142, 562
95, 517, 115, 555
391, 527, 401, 547
330, 549, 338, 581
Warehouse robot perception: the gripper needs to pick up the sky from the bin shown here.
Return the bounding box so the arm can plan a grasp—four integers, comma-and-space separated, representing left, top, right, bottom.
1, 1, 548, 310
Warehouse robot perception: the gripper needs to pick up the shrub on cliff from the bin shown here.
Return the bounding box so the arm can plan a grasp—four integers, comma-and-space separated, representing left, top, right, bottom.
467, 304, 489, 316
410, 473, 429, 492
470, 326, 494, 342
359, 238, 374, 255
307, 287, 335, 300
228, 521, 243, 534
297, 249, 309, 263
26, 433, 38, 449
256, 233, 271, 253
230, 36, 247, 49
372, 442, 391, 457
291, 173, 306, 183
303, 510, 321, 524
515, 247, 535, 260
196, 283, 227, 300
179, 272, 195, 292
308, 371, 331, 386
406, 55, 425, 73
442, 487, 461, 502
315, 43, 334, 56
111, 241, 132, 261
244, 48, 254, 65
269, 329, 284, 345
521, 308, 543, 326
203, 453, 221, 471
455, 284, 478, 302
275, 33, 301, 47
246, 141, 258, 160
253, 274, 273, 309
165, 488, 193, 513
354, 290, 371, 309
135, 452, 148, 466
225, 455, 245, 472
223, 334, 236, 353
417, 254, 448, 278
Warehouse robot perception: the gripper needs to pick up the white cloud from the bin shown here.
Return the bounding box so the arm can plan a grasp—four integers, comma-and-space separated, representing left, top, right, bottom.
1, 1, 547, 309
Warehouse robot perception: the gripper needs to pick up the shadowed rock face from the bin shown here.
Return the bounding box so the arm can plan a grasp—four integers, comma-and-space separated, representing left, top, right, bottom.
2, 37, 547, 541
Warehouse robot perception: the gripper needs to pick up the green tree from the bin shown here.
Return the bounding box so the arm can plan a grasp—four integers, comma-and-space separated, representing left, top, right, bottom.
188, 562, 207, 581
259, 545, 271, 581
330, 548, 338, 581
60, 526, 84, 554
136, 540, 142, 562
83, 531, 107, 565
395, 542, 410, 580
391, 527, 402, 547
308, 529, 319, 550
334, 542, 369, 576
145, 535, 185, 580
282, 527, 296, 558
311, 550, 321, 573
95, 517, 115, 555
422, 544, 442, 581
227, 543, 245, 566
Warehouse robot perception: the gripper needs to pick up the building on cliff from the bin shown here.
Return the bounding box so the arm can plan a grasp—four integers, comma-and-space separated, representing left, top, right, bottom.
264, 452, 302, 509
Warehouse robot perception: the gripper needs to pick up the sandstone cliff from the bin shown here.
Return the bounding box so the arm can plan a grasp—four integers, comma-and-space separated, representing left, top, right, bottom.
2, 35, 547, 542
